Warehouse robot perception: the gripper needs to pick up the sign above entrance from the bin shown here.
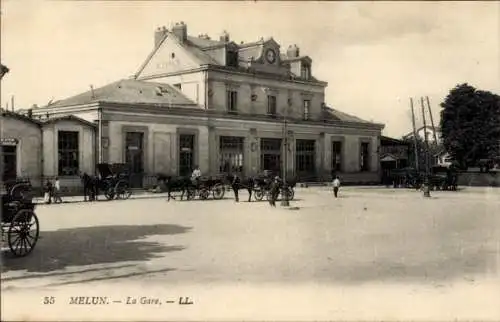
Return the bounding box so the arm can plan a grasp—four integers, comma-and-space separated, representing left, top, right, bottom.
127, 146, 139, 151
0, 138, 18, 146
181, 147, 192, 152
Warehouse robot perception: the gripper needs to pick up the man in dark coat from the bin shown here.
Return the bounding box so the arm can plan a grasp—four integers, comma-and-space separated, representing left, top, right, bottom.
268, 176, 281, 207
230, 173, 240, 202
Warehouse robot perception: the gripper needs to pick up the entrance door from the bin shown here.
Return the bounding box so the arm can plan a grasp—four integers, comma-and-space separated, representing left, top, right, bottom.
260, 138, 282, 176
2, 145, 17, 182
125, 132, 144, 188
179, 134, 195, 177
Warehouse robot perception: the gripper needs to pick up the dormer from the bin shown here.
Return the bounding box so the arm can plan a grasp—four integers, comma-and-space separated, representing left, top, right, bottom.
285, 44, 312, 81
223, 34, 239, 68
261, 38, 280, 66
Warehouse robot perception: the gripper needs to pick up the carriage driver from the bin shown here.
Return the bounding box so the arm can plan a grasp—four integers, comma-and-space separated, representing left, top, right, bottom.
191, 165, 202, 185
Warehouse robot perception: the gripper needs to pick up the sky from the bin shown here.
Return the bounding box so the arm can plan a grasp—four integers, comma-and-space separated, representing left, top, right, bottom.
1, 0, 499, 137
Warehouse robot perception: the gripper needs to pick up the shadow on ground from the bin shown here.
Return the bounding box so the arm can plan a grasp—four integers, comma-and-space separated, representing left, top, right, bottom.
1, 224, 191, 274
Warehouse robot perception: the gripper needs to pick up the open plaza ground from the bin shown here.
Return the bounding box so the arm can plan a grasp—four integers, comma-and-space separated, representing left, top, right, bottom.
1, 186, 500, 321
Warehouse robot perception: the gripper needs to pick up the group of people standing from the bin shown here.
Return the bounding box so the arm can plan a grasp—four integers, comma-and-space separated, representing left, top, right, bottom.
44, 177, 62, 204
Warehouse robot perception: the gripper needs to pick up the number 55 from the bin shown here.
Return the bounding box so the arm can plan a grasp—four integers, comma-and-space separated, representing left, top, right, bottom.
44, 296, 55, 304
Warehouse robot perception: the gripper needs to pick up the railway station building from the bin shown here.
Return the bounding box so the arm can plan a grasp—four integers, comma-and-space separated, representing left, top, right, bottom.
7, 22, 385, 188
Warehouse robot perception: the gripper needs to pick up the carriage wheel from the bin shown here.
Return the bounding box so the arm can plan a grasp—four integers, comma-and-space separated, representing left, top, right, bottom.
8, 209, 39, 257
105, 188, 115, 200
199, 188, 209, 200
212, 184, 225, 200
116, 181, 132, 200
254, 189, 264, 201
186, 189, 196, 200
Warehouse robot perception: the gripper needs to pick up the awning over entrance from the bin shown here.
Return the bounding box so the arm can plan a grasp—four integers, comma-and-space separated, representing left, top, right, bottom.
380, 154, 397, 162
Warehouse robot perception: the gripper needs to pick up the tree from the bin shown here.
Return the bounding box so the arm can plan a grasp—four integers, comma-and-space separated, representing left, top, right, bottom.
439, 83, 500, 168
0, 64, 9, 80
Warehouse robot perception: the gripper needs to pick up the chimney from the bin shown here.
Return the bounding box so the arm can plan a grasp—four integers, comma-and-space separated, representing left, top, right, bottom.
219, 30, 230, 42
154, 26, 168, 48
172, 22, 187, 43
286, 44, 300, 58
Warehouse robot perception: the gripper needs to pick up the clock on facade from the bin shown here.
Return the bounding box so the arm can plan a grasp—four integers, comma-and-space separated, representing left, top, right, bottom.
265, 48, 276, 64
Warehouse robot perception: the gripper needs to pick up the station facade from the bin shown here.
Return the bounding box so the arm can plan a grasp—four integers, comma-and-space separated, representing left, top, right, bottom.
5, 22, 385, 187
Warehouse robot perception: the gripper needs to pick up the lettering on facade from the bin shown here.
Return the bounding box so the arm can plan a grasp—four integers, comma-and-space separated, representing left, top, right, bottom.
156, 60, 180, 69
0, 138, 18, 146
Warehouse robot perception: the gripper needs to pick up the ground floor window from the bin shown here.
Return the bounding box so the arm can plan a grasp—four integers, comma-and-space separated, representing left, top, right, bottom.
260, 138, 281, 174
219, 136, 244, 174
1, 145, 17, 181
295, 139, 316, 177
58, 131, 79, 176
179, 134, 195, 176
332, 141, 342, 172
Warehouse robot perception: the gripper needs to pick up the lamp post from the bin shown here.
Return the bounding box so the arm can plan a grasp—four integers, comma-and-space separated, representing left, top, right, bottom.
281, 104, 290, 207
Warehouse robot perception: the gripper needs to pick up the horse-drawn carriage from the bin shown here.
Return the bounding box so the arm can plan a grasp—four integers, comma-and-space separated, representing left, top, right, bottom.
186, 176, 226, 200
96, 163, 132, 200
1, 179, 39, 257
388, 166, 458, 191
252, 171, 296, 201
157, 174, 226, 201
387, 167, 422, 189
428, 165, 458, 191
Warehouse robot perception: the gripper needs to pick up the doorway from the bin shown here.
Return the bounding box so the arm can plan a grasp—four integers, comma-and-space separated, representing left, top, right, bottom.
125, 132, 144, 188
295, 139, 316, 180
219, 136, 244, 175
179, 134, 195, 177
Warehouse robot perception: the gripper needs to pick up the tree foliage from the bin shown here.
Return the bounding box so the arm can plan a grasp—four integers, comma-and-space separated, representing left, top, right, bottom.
439, 83, 500, 168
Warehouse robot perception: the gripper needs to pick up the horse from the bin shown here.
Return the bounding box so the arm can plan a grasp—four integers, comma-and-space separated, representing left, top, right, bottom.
224, 173, 256, 202
156, 174, 194, 201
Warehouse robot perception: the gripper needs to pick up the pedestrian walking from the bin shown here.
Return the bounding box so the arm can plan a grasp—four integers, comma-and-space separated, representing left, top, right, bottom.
332, 176, 341, 198
53, 177, 63, 203
44, 180, 53, 204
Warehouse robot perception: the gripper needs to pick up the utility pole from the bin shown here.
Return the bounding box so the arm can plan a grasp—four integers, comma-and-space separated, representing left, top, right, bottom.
281, 106, 290, 207
425, 96, 439, 145
410, 98, 419, 172
420, 97, 431, 197
11, 95, 14, 112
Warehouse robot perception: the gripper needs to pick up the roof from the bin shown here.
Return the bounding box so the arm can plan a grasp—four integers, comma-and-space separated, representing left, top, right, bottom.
135, 30, 316, 78
1, 109, 42, 126
42, 115, 97, 128
381, 136, 407, 145
46, 79, 198, 108
402, 126, 440, 140
186, 36, 225, 49
322, 106, 376, 124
